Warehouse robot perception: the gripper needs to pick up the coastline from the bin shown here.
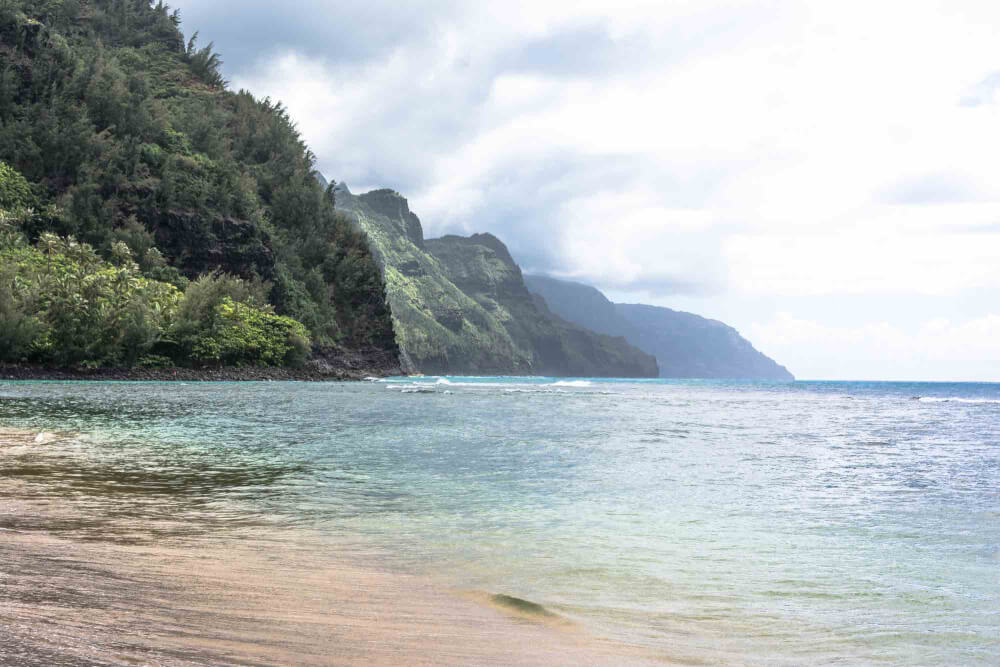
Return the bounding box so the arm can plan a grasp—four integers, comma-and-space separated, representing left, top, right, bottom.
0, 528, 667, 666
5, 381, 998, 664
0, 425, 666, 665
0, 348, 402, 382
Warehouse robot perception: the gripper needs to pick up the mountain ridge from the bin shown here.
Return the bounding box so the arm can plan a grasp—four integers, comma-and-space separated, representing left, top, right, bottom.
524, 274, 793, 380
332, 183, 658, 377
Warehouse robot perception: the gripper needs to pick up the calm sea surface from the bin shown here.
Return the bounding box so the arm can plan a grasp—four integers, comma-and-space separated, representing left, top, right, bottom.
2, 378, 998, 664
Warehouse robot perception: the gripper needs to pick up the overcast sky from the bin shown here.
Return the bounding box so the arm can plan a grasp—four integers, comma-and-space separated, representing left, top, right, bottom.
171, 0, 1000, 380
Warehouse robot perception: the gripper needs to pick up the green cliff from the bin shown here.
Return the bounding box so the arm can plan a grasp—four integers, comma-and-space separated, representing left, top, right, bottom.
0, 1, 398, 371
334, 184, 657, 377
524, 275, 794, 380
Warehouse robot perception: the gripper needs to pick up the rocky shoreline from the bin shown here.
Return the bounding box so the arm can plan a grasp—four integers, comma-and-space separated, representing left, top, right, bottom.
0, 347, 403, 383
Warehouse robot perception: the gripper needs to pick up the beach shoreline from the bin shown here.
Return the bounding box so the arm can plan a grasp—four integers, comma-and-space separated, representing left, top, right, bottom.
0, 428, 667, 666
0, 519, 666, 666
0, 348, 401, 383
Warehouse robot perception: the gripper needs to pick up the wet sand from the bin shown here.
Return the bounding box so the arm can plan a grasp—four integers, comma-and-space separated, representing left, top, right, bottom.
0, 430, 674, 666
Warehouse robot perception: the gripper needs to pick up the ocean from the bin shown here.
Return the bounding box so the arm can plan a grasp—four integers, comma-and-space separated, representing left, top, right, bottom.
1, 377, 998, 664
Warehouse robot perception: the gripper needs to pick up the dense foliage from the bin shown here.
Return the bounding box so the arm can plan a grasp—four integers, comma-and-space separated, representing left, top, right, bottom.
172, 274, 310, 368
0, 0, 397, 367
0, 209, 308, 367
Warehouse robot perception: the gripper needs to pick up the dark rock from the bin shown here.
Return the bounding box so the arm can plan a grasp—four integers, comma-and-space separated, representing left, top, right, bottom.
398, 260, 424, 277
357, 189, 425, 249
0, 344, 402, 382
151, 209, 275, 281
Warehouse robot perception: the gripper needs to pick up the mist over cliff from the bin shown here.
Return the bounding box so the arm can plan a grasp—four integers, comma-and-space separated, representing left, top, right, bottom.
524, 275, 793, 380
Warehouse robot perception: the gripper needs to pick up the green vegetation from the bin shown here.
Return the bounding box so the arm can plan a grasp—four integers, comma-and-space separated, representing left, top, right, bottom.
336, 186, 529, 373
0, 0, 397, 368
0, 214, 308, 367
334, 185, 658, 377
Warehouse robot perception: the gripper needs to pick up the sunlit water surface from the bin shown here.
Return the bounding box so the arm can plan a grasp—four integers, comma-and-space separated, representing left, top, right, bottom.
2, 378, 998, 664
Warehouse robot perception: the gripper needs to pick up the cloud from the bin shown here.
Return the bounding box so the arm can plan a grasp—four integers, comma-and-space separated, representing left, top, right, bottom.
167, 0, 1000, 377
960, 71, 1000, 107
172, 1, 462, 75
880, 172, 989, 205
505, 23, 640, 78
174, 0, 803, 297
724, 211, 1000, 296
747, 313, 1000, 380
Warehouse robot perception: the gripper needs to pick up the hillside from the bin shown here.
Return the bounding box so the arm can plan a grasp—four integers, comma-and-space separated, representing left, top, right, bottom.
522, 275, 635, 339
333, 183, 657, 377
0, 1, 398, 372
426, 234, 659, 377
524, 275, 794, 380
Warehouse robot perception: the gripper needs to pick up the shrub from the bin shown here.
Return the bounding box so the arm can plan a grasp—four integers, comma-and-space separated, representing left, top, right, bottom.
0, 231, 181, 367
0, 276, 44, 361
189, 297, 310, 367
0, 162, 33, 210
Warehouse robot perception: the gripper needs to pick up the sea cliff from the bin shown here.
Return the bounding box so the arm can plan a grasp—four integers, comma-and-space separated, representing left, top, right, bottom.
524, 274, 794, 380
334, 184, 658, 377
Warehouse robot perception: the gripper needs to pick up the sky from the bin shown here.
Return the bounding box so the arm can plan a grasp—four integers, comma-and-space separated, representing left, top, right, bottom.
170, 0, 1000, 380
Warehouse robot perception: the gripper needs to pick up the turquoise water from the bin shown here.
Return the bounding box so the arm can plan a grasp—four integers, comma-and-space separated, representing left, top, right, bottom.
2, 377, 998, 664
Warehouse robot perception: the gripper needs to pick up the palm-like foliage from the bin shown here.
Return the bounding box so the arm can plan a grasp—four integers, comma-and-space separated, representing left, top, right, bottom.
184, 31, 227, 89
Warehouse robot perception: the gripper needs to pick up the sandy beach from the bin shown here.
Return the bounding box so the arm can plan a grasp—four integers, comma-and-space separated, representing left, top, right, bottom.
0, 429, 669, 666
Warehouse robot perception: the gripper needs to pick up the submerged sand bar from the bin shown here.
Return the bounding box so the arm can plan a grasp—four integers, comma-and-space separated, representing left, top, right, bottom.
0, 429, 669, 665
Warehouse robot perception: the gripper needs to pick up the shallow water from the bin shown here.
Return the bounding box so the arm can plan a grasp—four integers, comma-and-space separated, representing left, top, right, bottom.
2, 378, 998, 664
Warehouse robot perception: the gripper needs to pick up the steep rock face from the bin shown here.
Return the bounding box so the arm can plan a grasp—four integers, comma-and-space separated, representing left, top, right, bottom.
528, 294, 660, 378
151, 210, 275, 281
428, 235, 658, 377
354, 188, 425, 249
335, 186, 657, 377
524, 275, 794, 380
523, 275, 634, 339
616, 304, 794, 380
424, 234, 534, 314
335, 185, 522, 373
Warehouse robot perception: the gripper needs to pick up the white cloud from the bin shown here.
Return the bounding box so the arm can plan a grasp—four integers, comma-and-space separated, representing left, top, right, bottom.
179, 0, 1000, 378
725, 217, 1000, 296
748, 313, 1000, 380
